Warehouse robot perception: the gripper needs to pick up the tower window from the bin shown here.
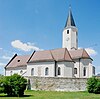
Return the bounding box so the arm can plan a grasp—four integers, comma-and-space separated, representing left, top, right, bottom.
67, 30, 69, 34
74, 68, 77, 74
58, 67, 61, 75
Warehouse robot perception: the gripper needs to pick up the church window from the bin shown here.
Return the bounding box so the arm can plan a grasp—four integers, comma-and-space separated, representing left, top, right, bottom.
10, 71, 13, 75
67, 30, 69, 34
45, 67, 49, 75
20, 70, 23, 74
74, 68, 77, 74
58, 67, 61, 75
31, 68, 34, 76
83, 67, 86, 76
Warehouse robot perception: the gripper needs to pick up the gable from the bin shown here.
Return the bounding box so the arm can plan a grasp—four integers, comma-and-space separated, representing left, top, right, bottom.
69, 49, 92, 60
5, 55, 30, 69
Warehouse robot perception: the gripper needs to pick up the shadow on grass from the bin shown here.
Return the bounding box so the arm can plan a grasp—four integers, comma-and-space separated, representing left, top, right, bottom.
0, 95, 32, 97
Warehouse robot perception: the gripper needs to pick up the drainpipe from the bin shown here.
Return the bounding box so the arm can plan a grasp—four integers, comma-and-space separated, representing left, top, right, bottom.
55, 61, 57, 77
79, 58, 81, 78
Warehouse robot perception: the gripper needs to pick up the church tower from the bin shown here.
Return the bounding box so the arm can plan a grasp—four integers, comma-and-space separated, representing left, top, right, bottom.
62, 7, 78, 50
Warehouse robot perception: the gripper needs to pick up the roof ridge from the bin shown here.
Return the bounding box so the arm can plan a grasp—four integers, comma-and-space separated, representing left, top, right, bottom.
50, 50, 55, 61
27, 51, 36, 63
64, 48, 73, 62
64, 48, 66, 60
5, 54, 17, 68
81, 49, 84, 57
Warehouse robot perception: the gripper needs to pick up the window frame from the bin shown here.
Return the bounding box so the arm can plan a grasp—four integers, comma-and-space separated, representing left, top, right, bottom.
58, 67, 61, 75
83, 67, 86, 76
31, 68, 34, 76
45, 67, 49, 75
67, 30, 69, 34
74, 68, 77, 74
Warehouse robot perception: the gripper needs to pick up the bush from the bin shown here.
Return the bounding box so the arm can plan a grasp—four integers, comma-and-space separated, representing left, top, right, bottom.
87, 77, 100, 94
0, 75, 4, 93
94, 80, 100, 94
0, 74, 27, 96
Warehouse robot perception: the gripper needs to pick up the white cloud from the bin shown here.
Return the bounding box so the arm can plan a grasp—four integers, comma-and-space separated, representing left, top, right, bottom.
11, 40, 43, 52
78, 47, 97, 56
0, 48, 3, 50
0, 62, 6, 66
85, 48, 97, 56
2, 56, 11, 60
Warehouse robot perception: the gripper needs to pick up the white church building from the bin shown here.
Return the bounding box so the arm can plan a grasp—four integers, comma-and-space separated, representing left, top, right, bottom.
5, 8, 95, 78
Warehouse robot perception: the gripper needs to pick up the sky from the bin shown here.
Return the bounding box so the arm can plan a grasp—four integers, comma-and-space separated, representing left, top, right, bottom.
0, 0, 100, 75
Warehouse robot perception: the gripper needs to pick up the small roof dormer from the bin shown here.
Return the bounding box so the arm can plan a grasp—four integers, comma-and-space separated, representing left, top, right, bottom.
65, 6, 76, 28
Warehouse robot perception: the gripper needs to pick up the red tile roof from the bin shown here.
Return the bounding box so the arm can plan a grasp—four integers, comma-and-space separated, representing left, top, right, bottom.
69, 49, 92, 60
29, 50, 54, 62
28, 48, 73, 63
5, 48, 92, 69
5, 55, 30, 69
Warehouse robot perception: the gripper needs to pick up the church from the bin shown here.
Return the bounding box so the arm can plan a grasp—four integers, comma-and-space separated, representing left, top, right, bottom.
5, 7, 95, 78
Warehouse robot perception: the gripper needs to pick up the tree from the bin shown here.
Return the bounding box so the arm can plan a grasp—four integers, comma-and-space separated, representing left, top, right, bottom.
87, 77, 100, 94
0, 74, 27, 96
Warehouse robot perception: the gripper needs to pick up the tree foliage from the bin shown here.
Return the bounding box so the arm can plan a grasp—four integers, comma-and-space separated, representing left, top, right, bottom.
0, 74, 27, 96
87, 77, 100, 94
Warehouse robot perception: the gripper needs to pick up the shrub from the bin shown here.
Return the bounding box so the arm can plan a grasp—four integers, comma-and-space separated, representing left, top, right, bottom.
1, 74, 27, 96
94, 80, 100, 94
0, 75, 4, 93
87, 77, 100, 94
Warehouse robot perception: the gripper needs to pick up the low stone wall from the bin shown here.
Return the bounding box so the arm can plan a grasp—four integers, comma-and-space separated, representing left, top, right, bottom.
26, 77, 88, 91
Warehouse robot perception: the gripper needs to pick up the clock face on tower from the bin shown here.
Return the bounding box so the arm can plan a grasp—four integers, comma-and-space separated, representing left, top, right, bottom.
66, 37, 69, 41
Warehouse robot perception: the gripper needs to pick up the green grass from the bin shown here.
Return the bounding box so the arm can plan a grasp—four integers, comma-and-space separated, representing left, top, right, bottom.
0, 90, 100, 99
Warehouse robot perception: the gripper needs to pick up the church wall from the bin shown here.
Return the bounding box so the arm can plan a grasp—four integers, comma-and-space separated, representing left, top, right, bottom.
57, 61, 74, 77
73, 59, 94, 78
26, 76, 87, 91
62, 28, 71, 49
5, 66, 27, 76
74, 59, 80, 78
70, 29, 77, 49
64, 62, 74, 77
79, 59, 93, 78
27, 62, 55, 77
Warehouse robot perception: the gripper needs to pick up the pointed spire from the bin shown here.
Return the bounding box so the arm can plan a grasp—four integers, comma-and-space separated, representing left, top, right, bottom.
65, 6, 76, 28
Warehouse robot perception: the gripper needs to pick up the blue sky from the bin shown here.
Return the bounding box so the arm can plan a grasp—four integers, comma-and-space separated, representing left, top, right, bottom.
0, 0, 100, 74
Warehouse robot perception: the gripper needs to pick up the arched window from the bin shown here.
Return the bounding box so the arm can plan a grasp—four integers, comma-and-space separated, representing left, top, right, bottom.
10, 71, 13, 75
58, 67, 61, 75
74, 68, 77, 74
31, 68, 34, 76
83, 67, 86, 76
20, 70, 23, 74
45, 67, 49, 75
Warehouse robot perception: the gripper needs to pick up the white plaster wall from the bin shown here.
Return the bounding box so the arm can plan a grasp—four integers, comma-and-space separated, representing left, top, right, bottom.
57, 62, 74, 77
74, 59, 94, 78
62, 27, 77, 50
74, 59, 80, 78
70, 29, 77, 49
27, 62, 55, 77
6, 67, 27, 76
62, 28, 71, 49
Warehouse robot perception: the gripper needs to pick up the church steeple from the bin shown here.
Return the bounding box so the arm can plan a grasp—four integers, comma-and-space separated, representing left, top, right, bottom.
65, 7, 76, 28
62, 6, 78, 50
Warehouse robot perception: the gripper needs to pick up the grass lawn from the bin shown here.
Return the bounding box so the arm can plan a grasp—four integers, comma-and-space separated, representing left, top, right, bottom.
0, 90, 100, 99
